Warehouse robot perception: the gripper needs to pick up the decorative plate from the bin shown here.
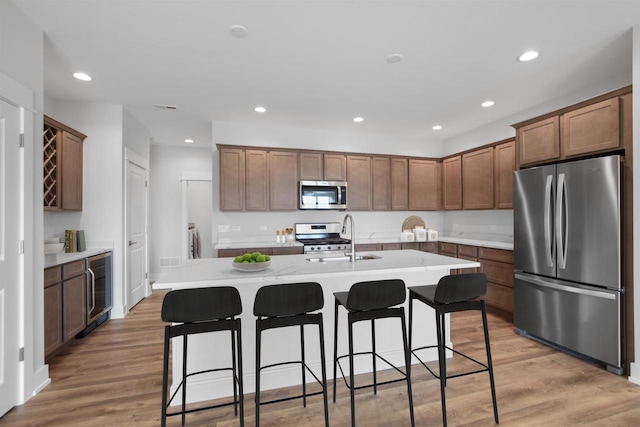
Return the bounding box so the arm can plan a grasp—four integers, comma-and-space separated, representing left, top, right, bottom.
232, 260, 271, 272
401, 215, 425, 231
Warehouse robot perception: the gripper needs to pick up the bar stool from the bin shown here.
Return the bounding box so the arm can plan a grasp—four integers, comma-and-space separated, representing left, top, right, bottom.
161, 286, 244, 427
333, 279, 415, 427
408, 273, 499, 427
254, 282, 329, 427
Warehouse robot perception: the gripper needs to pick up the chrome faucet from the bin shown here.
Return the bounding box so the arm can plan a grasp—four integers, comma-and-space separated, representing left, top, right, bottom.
342, 214, 356, 262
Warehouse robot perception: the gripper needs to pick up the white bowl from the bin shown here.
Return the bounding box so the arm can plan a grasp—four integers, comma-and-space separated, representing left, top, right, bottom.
44, 243, 64, 254
232, 260, 271, 272
45, 237, 61, 244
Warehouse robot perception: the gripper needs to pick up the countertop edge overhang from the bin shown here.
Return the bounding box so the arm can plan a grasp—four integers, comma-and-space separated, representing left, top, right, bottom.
44, 247, 113, 268
153, 250, 480, 290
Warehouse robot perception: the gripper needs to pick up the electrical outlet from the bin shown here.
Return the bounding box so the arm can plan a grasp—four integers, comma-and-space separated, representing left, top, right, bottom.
218, 224, 230, 233
259, 225, 267, 231
232, 225, 241, 231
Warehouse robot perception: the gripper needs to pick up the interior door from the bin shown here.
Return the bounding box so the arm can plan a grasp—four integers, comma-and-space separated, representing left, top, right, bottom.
0, 99, 21, 417
127, 160, 148, 310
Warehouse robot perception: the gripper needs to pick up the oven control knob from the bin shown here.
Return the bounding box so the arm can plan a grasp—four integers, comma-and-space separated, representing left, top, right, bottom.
328, 246, 332, 250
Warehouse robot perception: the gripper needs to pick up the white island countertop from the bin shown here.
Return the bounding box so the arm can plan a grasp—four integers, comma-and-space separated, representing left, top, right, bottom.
153, 249, 480, 290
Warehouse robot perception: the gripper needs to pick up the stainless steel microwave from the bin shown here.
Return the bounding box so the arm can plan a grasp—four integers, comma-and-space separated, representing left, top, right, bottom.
299, 180, 347, 210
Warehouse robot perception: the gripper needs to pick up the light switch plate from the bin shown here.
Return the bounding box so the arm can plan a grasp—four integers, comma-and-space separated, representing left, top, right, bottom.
232, 225, 241, 231
218, 224, 230, 232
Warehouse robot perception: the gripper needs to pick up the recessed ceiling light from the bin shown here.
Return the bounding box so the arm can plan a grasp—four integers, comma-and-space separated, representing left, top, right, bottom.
255, 106, 266, 113
518, 50, 539, 62
386, 54, 403, 64
481, 100, 495, 108
353, 117, 364, 123
432, 125, 443, 130
230, 25, 248, 38
73, 72, 92, 81
185, 139, 194, 144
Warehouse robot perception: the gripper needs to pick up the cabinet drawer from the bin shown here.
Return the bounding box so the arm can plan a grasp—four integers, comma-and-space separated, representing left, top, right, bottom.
62, 260, 85, 280
480, 258, 514, 288
420, 242, 438, 254
272, 246, 303, 255
457, 254, 479, 274
44, 266, 62, 287
439, 242, 457, 254
485, 282, 513, 313
478, 247, 513, 263
355, 243, 382, 252
382, 243, 402, 251
457, 244, 478, 257
401, 242, 420, 250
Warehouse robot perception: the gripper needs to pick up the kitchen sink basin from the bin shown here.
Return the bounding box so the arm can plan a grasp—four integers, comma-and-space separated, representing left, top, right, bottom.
306, 254, 381, 263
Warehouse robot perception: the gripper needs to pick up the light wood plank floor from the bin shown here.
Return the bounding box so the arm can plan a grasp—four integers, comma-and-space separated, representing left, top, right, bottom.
2, 290, 640, 426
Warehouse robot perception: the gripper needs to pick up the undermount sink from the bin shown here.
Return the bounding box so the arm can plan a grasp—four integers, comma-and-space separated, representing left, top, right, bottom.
306, 254, 381, 263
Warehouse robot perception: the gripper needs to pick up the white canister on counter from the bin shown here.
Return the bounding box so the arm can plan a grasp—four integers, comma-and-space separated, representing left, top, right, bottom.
426, 229, 438, 241
413, 227, 427, 242
400, 230, 415, 242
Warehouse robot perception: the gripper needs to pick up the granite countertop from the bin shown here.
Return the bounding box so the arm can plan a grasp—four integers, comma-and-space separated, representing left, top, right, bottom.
44, 247, 113, 268
153, 249, 479, 290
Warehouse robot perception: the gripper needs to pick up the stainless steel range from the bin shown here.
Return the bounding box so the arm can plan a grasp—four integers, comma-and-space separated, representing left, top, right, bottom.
295, 222, 352, 254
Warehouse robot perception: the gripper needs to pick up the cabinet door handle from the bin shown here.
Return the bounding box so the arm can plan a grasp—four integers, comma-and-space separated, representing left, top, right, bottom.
129, 240, 136, 246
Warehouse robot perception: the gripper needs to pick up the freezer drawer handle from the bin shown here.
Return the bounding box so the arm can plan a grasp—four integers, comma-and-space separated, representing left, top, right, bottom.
515, 273, 616, 300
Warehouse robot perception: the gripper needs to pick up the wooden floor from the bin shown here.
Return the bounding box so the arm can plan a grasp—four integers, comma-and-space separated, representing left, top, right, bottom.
3, 290, 640, 426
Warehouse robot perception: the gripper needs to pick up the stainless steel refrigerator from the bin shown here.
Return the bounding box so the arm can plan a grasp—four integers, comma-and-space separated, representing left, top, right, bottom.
513, 154, 624, 374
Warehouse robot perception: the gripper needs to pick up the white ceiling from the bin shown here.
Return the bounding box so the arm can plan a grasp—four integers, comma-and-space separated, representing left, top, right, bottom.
12, 0, 640, 149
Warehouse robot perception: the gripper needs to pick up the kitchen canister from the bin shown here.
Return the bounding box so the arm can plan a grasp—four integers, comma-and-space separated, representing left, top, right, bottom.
413, 227, 427, 242
400, 230, 415, 242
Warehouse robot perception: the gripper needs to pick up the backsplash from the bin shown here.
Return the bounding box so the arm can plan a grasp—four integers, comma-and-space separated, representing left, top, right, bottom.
441, 210, 514, 243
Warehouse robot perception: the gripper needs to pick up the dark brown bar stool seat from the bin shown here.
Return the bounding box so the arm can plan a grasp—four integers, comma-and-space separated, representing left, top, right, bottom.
333, 279, 415, 427
408, 273, 499, 426
161, 286, 244, 427
253, 282, 329, 427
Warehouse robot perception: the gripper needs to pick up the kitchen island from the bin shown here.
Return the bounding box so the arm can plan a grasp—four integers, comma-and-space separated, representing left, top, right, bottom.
153, 250, 479, 404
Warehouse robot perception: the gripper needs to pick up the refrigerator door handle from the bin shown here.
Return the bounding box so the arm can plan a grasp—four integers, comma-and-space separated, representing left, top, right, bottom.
544, 174, 554, 267
556, 172, 567, 269
515, 273, 616, 300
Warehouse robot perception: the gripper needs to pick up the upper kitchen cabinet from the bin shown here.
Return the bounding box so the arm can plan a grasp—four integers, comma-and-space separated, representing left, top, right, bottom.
442, 156, 462, 210
245, 150, 269, 211
516, 116, 560, 167
494, 140, 515, 209
269, 151, 298, 210
299, 152, 347, 181
43, 115, 86, 211
299, 152, 324, 180
561, 98, 620, 158
462, 147, 494, 210
324, 153, 347, 181
372, 157, 391, 210
514, 87, 630, 168
346, 155, 372, 210
391, 158, 409, 210
408, 159, 439, 210
219, 147, 246, 211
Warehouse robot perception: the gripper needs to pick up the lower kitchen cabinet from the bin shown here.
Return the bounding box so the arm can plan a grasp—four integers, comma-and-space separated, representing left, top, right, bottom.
479, 247, 514, 316
355, 243, 382, 252
44, 259, 87, 359
218, 246, 304, 257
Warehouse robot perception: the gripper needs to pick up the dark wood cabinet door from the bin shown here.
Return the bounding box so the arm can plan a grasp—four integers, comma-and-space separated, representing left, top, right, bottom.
462, 147, 494, 210
442, 156, 462, 210
494, 141, 515, 209
372, 157, 391, 210
419, 242, 438, 254
517, 116, 560, 166
219, 148, 245, 211
299, 152, 323, 180
346, 155, 372, 210
245, 150, 269, 211
391, 158, 409, 210
60, 132, 83, 210
408, 159, 438, 210
355, 243, 382, 252
63, 275, 86, 342
324, 154, 347, 181
561, 98, 620, 158
269, 151, 298, 210
44, 283, 63, 357
271, 246, 303, 255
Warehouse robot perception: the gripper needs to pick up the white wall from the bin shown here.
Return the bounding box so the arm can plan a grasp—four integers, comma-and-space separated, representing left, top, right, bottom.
0, 0, 48, 402
43, 101, 127, 317
149, 146, 213, 278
